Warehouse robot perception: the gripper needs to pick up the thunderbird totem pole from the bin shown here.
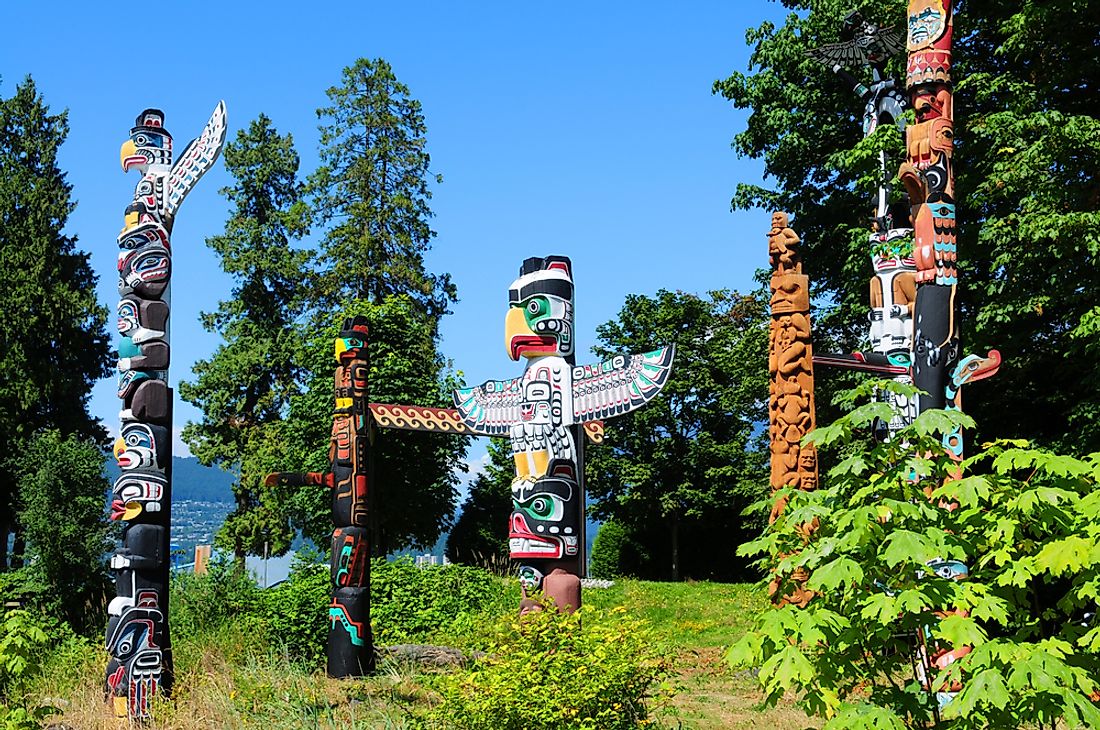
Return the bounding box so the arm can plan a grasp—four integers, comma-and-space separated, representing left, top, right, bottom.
105, 104, 226, 719
449, 256, 674, 613
266, 317, 375, 677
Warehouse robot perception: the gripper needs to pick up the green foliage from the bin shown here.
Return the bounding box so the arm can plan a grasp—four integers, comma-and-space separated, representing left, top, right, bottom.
257, 553, 328, 666
589, 520, 634, 579
446, 438, 514, 568
587, 289, 769, 581
0, 609, 54, 728
285, 296, 467, 554
713, 0, 1100, 452
171, 554, 265, 642
0, 76, 111, 569
9, 430, 110, 631
729, 381, 1100, 729
259, 554, 512, 666
311, 57, 457, 320
418, 605, 673, 730
180, 114, 312, 561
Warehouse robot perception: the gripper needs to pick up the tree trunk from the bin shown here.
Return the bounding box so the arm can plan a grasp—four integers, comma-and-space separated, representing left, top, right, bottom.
670, 514, 681, 582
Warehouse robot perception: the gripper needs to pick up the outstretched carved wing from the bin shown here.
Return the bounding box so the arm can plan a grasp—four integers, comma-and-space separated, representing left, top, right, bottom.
453, 377, 524, 436
572, 346, 674, 423
806, 27, 904, 68
164, 100, 227, 221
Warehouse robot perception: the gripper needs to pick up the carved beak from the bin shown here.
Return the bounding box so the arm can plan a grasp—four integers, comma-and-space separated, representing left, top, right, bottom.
505, 306, 533, 361
120, 139, 139, 171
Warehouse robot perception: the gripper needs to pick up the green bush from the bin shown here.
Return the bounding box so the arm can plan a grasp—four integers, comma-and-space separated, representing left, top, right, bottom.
729, 381, 1100, 729
260, 553, 329, 665
259, 555, 514, 665
0, 609, 55, 729
418, 604, 673, 729
371, 558, 511, 646
171, 553, 265, 642
589, 520, 630, 579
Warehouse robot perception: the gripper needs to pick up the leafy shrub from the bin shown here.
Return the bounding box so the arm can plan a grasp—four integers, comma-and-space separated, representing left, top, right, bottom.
260, 555, 514, 665
171, 553, 265, 642
260, 552, 329, 665
729, 381, 1100, 729
418, 604, 673, 729
589, 520, 630, 578
370, 558, 511, 645
0, 609, 55, 728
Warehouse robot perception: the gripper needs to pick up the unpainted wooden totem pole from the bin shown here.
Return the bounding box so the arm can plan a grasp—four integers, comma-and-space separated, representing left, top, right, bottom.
766, 213, 818, 608
266, 317, 375, 677
106, 103, 226, 720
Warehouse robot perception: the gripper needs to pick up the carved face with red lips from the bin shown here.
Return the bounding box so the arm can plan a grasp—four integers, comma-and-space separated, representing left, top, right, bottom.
509, 473, 581, 559
505, 256, 574, 361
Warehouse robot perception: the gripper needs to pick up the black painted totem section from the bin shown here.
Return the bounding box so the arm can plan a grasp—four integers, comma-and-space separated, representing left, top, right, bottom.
106, 104, 226, 720
266, 317, 375, 677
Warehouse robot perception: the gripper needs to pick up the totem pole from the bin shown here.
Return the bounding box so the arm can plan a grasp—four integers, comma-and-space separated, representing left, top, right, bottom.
807, 12, 918, 442
766, 213, 818, 609
106, 104, 226, 720
266, 317, 374, 678
374, 256, 674, 615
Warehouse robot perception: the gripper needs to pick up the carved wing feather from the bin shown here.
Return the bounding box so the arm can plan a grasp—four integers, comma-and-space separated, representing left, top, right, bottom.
453, 377, 524, 436
164, 101, 227, 221
571, 346, 674, 423
805, 40, 867, 67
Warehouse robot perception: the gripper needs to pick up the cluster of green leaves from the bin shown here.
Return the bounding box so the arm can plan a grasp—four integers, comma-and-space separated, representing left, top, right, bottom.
587, 288, 770, 581
446, 438, 514, 568
0, 77, 111, 574
713, 0, 1100, 451
418, 604, 673, 730
730, 381, 1100, 729
4, 431, 111, 632
0, 610, 54, 729
254, 555, 513, 666
588, 519, 633, 579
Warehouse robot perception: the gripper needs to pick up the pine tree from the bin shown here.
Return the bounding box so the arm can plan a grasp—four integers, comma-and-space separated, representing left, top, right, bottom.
0, 77, 111, 570
311, 57, 457, 321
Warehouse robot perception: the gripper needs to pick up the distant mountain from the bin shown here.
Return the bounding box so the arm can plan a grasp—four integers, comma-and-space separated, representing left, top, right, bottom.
104, 456, 236, 504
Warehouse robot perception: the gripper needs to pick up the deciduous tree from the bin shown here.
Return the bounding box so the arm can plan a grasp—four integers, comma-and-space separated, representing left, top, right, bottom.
586, 289, 770, 581
713, 0, 1100, 453
446, 438, 514, 568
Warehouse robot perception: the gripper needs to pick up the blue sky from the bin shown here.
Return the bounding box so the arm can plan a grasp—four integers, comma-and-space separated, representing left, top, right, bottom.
2, 1, 786, 466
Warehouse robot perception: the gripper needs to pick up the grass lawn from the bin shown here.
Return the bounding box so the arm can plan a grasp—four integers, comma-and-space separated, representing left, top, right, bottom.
32, 577, 815, 729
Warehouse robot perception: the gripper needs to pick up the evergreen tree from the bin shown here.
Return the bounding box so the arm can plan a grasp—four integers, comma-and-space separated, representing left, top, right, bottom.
280, 58, 467, 557
9, 430, 110, 632
586, 289, 770, 581
310, 57, 457, 321
284, 297, 467, 556
0, 77, 111, 570
446, 438, 514, 567
713, 0, 1100, 453
179, 115, 311, 562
